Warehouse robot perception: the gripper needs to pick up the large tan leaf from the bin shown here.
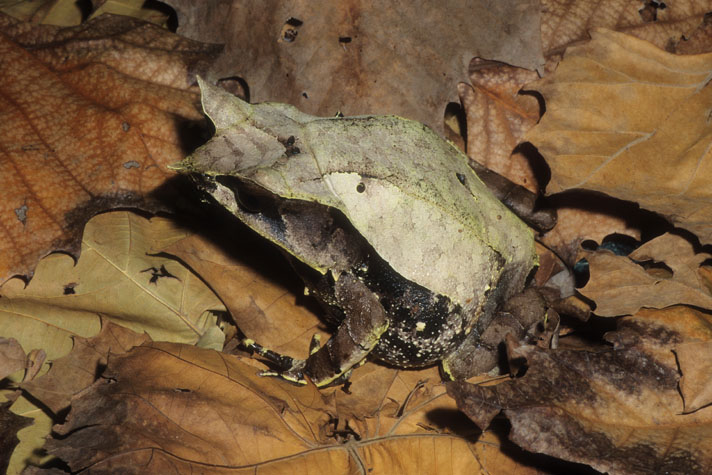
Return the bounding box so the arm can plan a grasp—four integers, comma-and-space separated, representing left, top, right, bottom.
449, 306, 712, 475
0, 13, 219, 283
44, 342, 542, 473
526, 28, 712, 243
0, 211, 225, 359
461, 0, 709, 188
168, 0, 543, 134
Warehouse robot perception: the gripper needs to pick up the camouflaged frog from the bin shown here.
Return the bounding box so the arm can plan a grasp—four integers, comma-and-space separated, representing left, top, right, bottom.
174, 79, 539, 387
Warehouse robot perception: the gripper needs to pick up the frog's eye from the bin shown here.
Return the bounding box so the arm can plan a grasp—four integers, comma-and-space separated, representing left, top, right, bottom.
356, 182, 366, 193
456, 173, 467, 186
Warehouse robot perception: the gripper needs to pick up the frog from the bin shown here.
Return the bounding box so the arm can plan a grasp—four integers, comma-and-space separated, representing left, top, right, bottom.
174, 78, 541, 387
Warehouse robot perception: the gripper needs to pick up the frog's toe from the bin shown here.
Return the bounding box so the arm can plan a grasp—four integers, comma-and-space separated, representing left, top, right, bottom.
242, 339, 310, 385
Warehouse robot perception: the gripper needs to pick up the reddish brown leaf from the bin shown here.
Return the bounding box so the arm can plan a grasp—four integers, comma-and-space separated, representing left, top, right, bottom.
459, 59, 543, 191
448, 306, 712, 475
168, 0, 544, 133
540, 0, 709, 56
0, 13, 220, 283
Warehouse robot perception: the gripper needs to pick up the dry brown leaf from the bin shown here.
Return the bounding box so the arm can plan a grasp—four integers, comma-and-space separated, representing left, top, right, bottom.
580, 233, 712, 316
539, 194, 649, 266
459, 1, 708, 190
449, 306, 712, 475
0, 212, 226, 350
460, 59, 543, 191
45, 342, 494, 473
675, 341, 712, 413
526, 28, 712, 244
676, 13, 712, 54
0, 338, 26, 381
21, 322, 150, 415
540, 0, 710, 56
0, 13, 219, 283
156, 222, 328, 358
168, 0, 543, 134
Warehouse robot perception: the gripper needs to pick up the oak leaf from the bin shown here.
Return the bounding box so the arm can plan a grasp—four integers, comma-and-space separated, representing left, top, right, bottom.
579, 233, 712, 316
21, 322, 150, 415
0, 211, 226, 357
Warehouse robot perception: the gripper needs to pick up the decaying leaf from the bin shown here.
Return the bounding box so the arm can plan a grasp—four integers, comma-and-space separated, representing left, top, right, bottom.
21, 322, 151, 415
0, 13, 220, 283
168, 0, 543, 133
0, 211, 226, 356
580, 233, 712, 316
448, 306, 712, 475
675, 341, 712, 413
4, 393, 54, 474
526, 28, 712, 243
0, 401, 32, 475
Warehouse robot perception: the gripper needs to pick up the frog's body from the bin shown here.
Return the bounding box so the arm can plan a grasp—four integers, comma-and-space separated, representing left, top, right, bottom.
176, 79, 538, 386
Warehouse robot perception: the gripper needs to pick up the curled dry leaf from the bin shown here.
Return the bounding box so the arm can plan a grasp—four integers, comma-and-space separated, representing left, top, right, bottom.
46, 343, 493, 473
459, 59, 543, 191
0, 338, 26, 381
526, 28, 712, 244
0, 211, 226, 358
168, 0, 543, 133
580, 233, 712, 317
0, 13, 220, 283
448, 306, 712, 475
675, 341, 712, 413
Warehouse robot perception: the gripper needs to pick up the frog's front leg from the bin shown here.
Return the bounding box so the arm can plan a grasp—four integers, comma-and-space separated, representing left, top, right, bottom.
249, 272, 390, 387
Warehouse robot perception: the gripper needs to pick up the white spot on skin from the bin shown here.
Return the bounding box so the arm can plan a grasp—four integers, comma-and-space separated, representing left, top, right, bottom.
416, 322, 426, 332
